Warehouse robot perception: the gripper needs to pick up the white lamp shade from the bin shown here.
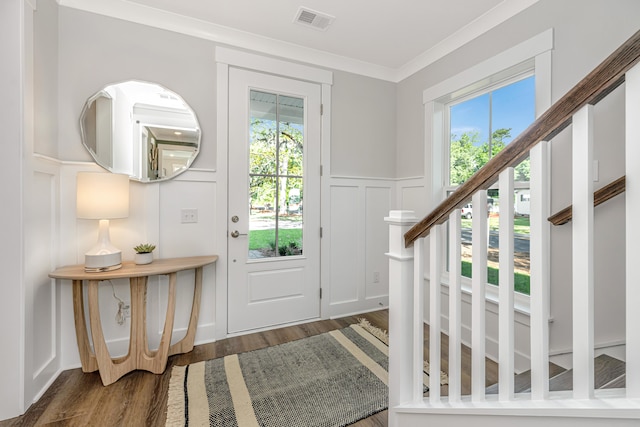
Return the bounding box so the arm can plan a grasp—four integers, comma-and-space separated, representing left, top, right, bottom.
77, 172, 129, 219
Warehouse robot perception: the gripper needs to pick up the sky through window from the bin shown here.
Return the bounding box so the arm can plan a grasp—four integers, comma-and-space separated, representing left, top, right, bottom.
450, 76, 535, 146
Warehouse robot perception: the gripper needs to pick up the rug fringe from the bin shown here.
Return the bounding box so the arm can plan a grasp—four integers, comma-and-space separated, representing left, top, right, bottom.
165, 365, 187, 427
357, 318, 389, 345
357, 318, 449, 385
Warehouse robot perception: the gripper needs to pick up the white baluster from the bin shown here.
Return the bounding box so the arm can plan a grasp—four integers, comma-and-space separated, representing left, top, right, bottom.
413, 236, 425, 401
429, 225, 442, 401
472, 190, 488, 400
448, 210, 462, 402
572, 105, 595, 400
530, 141, 550, 400
498, 167, 515, 401
626, 63, 640, 398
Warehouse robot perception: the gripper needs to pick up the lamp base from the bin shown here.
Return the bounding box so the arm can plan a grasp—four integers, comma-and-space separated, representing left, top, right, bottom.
84, 263, 123, 273
83, 219, 123, 272
84, 251, 122, 272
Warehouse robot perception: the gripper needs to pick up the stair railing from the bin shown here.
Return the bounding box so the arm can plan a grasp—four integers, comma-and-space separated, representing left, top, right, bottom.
387, 29, 640, 426
548, 175, 625, 225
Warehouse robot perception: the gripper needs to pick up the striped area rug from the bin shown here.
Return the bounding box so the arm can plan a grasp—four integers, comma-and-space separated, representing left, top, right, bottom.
165, 322, 440, 427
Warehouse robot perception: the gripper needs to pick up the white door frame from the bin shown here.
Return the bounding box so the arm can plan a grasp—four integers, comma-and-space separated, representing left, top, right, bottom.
215, 47, 333, 339
227, 69, 321, 333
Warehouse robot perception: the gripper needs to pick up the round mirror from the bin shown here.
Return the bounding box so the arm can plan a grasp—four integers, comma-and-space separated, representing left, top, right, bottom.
80, 81, 201, 182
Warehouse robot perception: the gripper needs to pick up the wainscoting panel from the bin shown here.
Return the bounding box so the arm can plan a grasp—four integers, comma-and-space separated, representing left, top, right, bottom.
329, 185, 360, 305
28, 172, 56, 376
328, 178, 394, 317
365, 186, 391, 299
26, 157, 61, 406
397, 177, 427, 217
156, 176, 217, 347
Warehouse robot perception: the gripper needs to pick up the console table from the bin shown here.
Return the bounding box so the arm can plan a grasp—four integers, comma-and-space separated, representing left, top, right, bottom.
50, 255, 217, 386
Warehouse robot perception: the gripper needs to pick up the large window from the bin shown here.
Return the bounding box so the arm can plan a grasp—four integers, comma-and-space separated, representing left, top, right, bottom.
446, 74, 535, 295
424, 29, 552, 305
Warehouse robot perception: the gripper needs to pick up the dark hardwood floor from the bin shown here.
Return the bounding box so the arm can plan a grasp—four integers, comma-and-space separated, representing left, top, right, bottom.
2, 310, 498, 426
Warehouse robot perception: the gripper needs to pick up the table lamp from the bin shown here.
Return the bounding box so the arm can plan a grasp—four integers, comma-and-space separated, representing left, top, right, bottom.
76, 172, 130, 272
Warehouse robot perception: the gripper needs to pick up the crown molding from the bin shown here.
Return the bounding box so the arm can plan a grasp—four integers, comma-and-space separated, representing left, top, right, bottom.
396, 0, 540, 81
215, 47, 333, 85
57, 0, 539, 83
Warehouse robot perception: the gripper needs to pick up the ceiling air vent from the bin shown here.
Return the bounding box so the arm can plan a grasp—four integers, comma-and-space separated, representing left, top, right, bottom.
293, 7, 335, 31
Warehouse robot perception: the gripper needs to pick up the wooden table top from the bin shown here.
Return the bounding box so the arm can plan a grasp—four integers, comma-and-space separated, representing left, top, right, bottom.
49, 255, 217, 280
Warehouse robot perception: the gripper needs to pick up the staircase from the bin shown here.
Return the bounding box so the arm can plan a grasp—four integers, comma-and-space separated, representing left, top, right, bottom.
485, 354, 626, 395
386, 29, 640, 426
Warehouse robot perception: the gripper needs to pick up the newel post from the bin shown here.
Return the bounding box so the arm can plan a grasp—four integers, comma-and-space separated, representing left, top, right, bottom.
385, 210, 418, 423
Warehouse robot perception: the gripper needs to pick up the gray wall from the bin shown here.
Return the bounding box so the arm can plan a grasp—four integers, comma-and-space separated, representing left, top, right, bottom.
331, 70, 397, 177
34, 0, 58, 157
57, 7, 217, 169
396, 0, 640, 358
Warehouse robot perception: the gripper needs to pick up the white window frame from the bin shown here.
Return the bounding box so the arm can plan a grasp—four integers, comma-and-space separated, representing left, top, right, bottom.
423, 29, 553, 313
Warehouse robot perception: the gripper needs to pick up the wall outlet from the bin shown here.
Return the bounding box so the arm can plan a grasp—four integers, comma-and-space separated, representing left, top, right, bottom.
373, 271, 380, 283
181, 208, 198, 223
123, 303, 130, 318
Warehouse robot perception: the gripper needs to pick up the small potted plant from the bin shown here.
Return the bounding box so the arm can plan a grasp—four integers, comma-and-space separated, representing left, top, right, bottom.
133, 243, 156, 265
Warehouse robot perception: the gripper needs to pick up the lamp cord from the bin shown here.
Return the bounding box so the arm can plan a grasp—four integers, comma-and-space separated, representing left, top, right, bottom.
108, 280, 127, 325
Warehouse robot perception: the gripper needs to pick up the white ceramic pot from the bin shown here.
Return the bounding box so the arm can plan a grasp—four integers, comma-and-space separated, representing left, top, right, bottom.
134, 252, 153, 265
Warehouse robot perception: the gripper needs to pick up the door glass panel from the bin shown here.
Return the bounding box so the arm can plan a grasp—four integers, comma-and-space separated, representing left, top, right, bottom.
249, 176, 277, 258
277, 177, 303, 256
249, 90, 304, 259
250, 91, 278, 176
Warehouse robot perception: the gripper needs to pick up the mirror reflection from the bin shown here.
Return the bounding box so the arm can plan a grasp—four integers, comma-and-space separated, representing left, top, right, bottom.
80, 81, 201, 182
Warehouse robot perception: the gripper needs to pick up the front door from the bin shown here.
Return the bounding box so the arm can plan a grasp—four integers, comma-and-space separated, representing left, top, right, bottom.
228, 68, 322, 334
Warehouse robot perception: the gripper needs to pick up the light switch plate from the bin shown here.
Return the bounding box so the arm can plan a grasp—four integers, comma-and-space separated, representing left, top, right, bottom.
181, 208, 198, 223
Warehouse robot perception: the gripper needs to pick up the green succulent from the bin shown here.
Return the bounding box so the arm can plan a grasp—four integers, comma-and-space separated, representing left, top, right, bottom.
133, 243, 156, 254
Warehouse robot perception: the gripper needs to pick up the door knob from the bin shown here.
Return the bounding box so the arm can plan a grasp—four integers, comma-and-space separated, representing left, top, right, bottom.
231, 230, 247, 238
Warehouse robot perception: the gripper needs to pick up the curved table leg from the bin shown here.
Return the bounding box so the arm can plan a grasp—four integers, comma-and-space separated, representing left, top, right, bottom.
169, 266, 203, 356
71, 280, 98, 373
131, 276, 147, 366
88, 279, 136, 386
138, 273, 177, 373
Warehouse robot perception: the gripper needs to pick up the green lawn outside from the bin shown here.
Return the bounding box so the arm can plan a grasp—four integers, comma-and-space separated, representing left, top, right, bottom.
461, 260, 530, 295
249, 228, 303, 250
461, 215, 530, 235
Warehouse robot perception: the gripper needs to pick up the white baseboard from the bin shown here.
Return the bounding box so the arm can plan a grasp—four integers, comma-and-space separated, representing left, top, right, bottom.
329, 303, 389, 320
329, 298, 389, 319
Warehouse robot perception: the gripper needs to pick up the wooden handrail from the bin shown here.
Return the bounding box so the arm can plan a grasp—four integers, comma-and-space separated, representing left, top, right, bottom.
548, 176, 625, 226
405, 29, 640, 247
